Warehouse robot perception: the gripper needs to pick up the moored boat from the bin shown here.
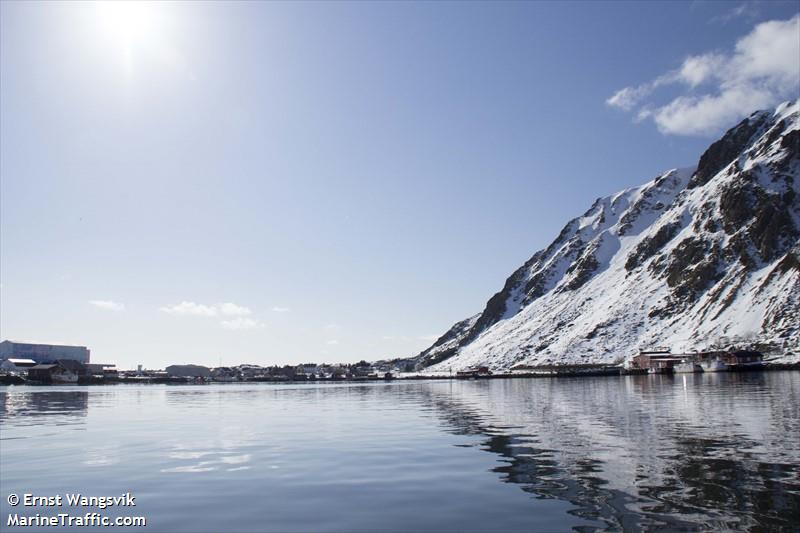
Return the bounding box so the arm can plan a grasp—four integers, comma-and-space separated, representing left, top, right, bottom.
728, 361, 766, 372
701, 359, 728, 372
674, 361, 703, 373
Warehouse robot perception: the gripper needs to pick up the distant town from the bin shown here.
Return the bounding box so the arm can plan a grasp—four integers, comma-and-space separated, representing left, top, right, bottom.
1, 338, 797, 386
0, 339, 423, 385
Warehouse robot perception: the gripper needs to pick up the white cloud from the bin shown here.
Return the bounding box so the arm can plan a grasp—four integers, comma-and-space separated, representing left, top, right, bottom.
160, 301, 218, 316
160, 301, 254, 317
418, 334, 440, 341
89, 300, 125, 312
607, 85, 652, 111
220, 317, 263, 330
652, 87, 774, 136
323, 323, 341, 332
711, 2, 760, 25
271, 306, 290, 313
219, 302, 252, 316
326, 339, 339, 345
678, 53, 726, 87
607, 15, 800, 135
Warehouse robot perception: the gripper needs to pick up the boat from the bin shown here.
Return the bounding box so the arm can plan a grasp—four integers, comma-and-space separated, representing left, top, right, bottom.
701, 359, 728, 372
0, 373, 26, 385
51, 373, 79, 384
728, 360, 766, 372
674, 360, 703, 373
456, 366, 493, 378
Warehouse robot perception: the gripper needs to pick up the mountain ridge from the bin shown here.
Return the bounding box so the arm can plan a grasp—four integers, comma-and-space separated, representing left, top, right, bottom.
417, 100, 800, 372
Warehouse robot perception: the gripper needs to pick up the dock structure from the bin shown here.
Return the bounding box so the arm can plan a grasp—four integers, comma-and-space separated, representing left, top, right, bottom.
630, 348, 766, 373
510, 363, 622, 377
631, 352, 684, 373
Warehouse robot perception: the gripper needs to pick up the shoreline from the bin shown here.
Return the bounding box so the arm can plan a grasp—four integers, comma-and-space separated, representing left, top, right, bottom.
2, 362, 798, 386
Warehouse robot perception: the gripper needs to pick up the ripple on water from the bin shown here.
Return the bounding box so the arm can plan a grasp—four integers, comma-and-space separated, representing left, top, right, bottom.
1, 374, 799, 531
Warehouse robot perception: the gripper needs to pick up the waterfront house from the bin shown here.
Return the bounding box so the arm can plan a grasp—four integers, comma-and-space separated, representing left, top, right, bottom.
631, 348, 684, 372
456, 366, 493, 378
721, 350, 764, 369
292, 363, 318, 381
86, 363, 118, 379
0, 358, 37, 372
28, 359, 89, 384
300, 363, 319, 375
238, 365, 265, 379
211, 367, 239, 382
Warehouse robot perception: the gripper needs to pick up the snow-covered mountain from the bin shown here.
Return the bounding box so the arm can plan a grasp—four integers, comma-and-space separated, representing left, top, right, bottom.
418, 100, 800, 372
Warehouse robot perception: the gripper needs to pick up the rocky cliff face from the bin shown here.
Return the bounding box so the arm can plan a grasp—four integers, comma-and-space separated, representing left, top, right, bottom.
418, 101, 800, 371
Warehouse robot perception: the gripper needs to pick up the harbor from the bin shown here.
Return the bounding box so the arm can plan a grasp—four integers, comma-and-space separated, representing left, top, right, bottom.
1, 349, 797, 387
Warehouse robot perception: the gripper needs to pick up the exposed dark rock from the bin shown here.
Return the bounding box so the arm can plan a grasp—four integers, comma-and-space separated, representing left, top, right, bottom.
564, 250, 599, 291
689, 112, 769, 189
703, 218, 719, 233
625, 221, 681, 271
758, 248, 800, 294
665, 239, 723, 304
777, 249, 800, 273
723, 233, 754, 267
719, 180, 755, 234
749, 193, 796, 261
420, 346, 458, 367
585, 318, 617, 340
758, 119, 787, 156
781, 128, 799, 152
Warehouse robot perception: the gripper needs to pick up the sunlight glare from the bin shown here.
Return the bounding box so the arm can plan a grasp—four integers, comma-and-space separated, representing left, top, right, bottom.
95, 1, 162, 48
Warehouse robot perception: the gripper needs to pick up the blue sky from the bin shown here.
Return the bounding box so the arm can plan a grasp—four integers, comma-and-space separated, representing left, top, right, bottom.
2, 1, 798, 368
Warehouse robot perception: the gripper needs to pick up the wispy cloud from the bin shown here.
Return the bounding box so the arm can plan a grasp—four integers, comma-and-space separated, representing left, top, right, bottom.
607, 15, 800, 135
218, 302, 252, 316
160, 301, 252, 317
710, 2, 760, 25
220, 317, 263, 330
160, 301, 218, 316
271, 306, 290, 313
418, 334, 440, 342
89, 300, 125, 312
326, 339, 339, 345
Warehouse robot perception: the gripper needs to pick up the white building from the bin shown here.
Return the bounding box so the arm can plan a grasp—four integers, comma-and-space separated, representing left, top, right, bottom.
0, 341, 90, 364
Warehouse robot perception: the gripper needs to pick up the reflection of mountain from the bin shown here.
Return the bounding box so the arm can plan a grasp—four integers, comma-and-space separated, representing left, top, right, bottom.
411, 375, 800, 530
0, 389, 89, 421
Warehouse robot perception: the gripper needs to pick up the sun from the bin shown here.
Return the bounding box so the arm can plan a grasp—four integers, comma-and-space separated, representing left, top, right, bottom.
94, 1, 162, 49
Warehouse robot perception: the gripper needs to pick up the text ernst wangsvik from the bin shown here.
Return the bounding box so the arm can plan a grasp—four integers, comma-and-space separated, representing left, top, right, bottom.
23, 493, 136, 509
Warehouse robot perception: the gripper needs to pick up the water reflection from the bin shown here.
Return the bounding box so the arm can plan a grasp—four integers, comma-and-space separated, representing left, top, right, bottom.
1, 375, 798, 531
416, 374, 800, 530
0, 388, 88, 427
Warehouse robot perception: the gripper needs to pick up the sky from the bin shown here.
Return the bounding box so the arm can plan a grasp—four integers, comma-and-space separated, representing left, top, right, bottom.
1, 1, 798, 369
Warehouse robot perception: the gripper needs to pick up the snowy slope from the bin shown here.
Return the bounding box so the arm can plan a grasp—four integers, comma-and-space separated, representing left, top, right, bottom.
419, 101, 800, 371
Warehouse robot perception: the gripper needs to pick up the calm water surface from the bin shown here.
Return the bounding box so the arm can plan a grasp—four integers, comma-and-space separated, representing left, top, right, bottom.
1, 373, 799, 531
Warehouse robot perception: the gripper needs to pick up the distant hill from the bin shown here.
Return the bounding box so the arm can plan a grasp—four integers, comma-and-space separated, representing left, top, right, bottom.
417, 100, 800, 372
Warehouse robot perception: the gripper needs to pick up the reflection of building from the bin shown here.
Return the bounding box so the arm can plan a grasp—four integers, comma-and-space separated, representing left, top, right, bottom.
0, 340, 90, 364
0, 389, 89, 419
